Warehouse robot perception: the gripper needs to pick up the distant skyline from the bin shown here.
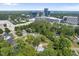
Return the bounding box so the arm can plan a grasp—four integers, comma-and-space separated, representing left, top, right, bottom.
0, 3, 79, 11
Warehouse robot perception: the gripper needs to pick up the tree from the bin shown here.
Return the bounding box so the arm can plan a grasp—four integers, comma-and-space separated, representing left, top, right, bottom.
15, 26, 22, 31
32, 34, 49, 47
28, 20, 55, 41
61, 25, 75, 36
0, 29, 3, 34
32, 37, 41, 47
16, 30, 22, 36
75, 26, 79, 35
59, 35, 72, 49
62, 48, 72, 56
4, 28, 10, 33
26, 28, 33, 33
53, 37, 60, 50
15, 39, 37, 56
28, 20, 51, 34
26, 35, 35, 44
0, 46, 14, 56
51, 23, 75, 36
53, 35, 72, 56
0, 39, 14, 56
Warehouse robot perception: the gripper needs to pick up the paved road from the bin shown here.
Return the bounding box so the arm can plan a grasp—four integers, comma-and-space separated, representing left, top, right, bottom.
15, 22, 32, 27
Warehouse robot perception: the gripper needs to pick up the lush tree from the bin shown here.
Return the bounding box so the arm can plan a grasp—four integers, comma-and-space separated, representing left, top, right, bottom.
59, 36, 72, 49
61, 25, 75, 36
15, 26, 22, 31
24, 34, 49, 47
15, 39, 37, 56
26, 28, 33, 33
0, 46, 14, 56
32, 34, 49, 47
75, 26, 79, 35
53, 37, 60, 49
53, 35, 72, 56
29, 20, 51, 34
62, 48, 72, 56
15, 30, 22, 36
26, 35, 35, 44
0, 14, 8, 20
4, 28, 10, 33
32, 38, 41, 47
0, 39, 14, 56
0, 29, 3, 34
53, 35, 72, 50
51, 23, 75, 36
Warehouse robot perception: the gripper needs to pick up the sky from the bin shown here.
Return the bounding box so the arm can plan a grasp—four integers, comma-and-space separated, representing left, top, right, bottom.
0, 3, 79, 11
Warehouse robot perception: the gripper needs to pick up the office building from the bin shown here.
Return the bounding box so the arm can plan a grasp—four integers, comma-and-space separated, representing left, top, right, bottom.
35, 16, 62, 23
31, 11, 38, 18
44, 8, 49, 16
63, 16, 79, 25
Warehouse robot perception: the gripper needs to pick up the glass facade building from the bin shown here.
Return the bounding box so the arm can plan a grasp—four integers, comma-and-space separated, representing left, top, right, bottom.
44, 8, 49, 16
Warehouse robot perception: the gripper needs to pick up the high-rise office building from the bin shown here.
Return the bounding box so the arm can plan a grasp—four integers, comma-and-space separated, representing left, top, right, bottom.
44, 8, 49, 16
48, 11, 50, 16
31, 11, 37, 18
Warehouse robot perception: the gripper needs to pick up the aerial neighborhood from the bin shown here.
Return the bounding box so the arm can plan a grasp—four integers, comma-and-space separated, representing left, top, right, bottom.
0, 7, 79, 56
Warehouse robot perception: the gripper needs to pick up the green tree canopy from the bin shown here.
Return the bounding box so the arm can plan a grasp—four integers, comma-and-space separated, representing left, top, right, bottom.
75, 26, 79, 35
4, 28, 10, 33
0, 29, 3, 34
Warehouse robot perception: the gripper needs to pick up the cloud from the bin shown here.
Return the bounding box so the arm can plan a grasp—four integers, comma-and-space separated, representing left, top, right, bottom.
0, 3, 79, 11
2, 3, 18, 6
50, 5, 79, 11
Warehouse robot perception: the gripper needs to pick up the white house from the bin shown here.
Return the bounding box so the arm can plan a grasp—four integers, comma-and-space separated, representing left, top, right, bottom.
35, 44, 45, 52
